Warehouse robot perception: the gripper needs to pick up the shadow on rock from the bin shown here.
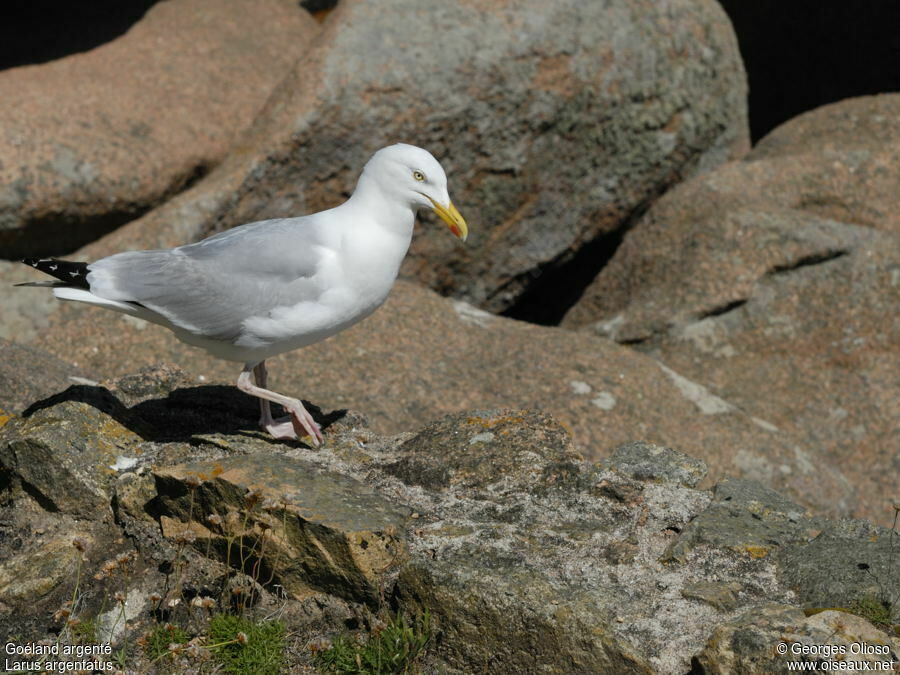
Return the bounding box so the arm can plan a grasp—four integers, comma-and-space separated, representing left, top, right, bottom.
22, 383, 346, 444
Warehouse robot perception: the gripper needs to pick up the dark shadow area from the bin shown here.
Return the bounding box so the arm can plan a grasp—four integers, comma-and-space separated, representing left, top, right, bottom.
499, 186, 669, 326
2, 209, 150, 260
720, 0, 900, 142
22, 384, 346, 445
1, 162, 212, 260
0, 0, 160, 70
299, 0, 339, 12
500, 226, 627, 326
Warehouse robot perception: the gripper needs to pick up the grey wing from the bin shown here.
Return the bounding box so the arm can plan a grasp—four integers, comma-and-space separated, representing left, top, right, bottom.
86, 218, 327, 341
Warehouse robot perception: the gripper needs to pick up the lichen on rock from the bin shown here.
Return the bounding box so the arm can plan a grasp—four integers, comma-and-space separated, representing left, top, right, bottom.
0, 369, 895, 672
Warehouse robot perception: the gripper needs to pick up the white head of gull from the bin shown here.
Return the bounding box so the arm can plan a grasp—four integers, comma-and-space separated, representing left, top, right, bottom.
18, 143, 469, 446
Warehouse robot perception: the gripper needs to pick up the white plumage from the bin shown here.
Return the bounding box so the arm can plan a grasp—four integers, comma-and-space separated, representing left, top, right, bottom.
21, 144, 469, 445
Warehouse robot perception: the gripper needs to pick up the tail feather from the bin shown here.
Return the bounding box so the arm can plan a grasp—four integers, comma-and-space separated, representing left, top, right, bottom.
14, 280, 64, 287
21, 258, 90, 289
52, 286, 144, 315
18, 257, 160, 324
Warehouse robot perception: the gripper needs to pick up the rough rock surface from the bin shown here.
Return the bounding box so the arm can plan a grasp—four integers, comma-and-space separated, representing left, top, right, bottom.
0, 374, 896, 673
0, 338, 85, 415
0, 260, 60, 344
0, 0, 317, 258
694, 604, 899, 674
80, 0, 748, 313
26, 281, 856, 518
563, 95, 900, 523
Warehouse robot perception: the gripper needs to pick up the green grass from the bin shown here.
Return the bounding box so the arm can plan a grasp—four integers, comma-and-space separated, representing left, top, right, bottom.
316, 611, 431, 675
208, 614, 286, 675
70, 617, 98, 644
851, 594, 893, 629
144, 623, 190, 661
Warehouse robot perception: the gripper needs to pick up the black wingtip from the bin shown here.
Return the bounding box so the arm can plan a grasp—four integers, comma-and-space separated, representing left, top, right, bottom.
21, 258, 90, 290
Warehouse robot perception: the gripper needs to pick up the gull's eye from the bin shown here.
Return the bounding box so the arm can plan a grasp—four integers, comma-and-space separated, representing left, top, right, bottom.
412, 170, 426, 182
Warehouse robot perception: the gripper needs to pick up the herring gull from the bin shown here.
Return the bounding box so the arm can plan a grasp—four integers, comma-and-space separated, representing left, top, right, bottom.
18, 143, 469, 446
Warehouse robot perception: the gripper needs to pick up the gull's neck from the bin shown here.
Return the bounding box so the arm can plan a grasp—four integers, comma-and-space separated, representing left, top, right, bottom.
345, 171, 417, 241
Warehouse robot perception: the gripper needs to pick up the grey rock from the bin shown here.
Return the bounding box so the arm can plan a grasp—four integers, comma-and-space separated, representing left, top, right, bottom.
777, 520, 900, 612
0, 399, 140, 517
385, 409, 577, 492
604, 440, 708, 487
398, 556, 656, 673
681, 581, 742, 612
563, 95, 900, 524
81, 0, 748, 316
32, 280, 855, 520
663, 478, 812, 563
0, 0, 318, 258
105, 363, 194, 407
693, 604, 900, 674
0, 338, 84, 415
0, 443, 133, 638
0, 516, 126, 639
0, 371, 896, 673
151, 454, 410, 605
0, 533, 93, 608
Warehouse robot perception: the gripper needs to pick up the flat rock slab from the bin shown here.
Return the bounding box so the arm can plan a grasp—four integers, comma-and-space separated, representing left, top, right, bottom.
604, 440, 708, 488
663, 478, 817, 564
0, 0, 318, 258
153, 454, 410, 604
386, 409, 576, 491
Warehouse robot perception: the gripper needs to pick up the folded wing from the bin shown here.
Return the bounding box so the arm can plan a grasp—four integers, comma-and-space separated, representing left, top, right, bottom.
86, 218, 328, 342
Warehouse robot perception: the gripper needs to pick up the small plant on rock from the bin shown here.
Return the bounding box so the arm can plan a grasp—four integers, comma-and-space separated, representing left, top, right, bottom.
851, 502, 899, 630
207, 613, 286, 674
315, 611, 432, 675
142, 622, 190, 662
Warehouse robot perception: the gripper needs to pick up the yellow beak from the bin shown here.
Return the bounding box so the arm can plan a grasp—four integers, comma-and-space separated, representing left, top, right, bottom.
428, 197, 469, 242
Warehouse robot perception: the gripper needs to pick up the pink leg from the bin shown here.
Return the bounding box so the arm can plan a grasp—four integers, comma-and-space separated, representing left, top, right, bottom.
253, 362, 276, 428
237, 361, 323, 446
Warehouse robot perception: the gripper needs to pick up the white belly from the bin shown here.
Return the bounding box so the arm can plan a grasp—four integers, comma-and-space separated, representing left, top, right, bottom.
189, 228, 408, 364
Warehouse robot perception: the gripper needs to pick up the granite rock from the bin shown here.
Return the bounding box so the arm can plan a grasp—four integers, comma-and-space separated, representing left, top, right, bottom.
0, 374, 896, 672
0, 338, 84, 415
79, 0, 748, 315
0, 0, 318, 258
693, 604, 899, 674
28, 282, 855, 518
564, 95, 900, 523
